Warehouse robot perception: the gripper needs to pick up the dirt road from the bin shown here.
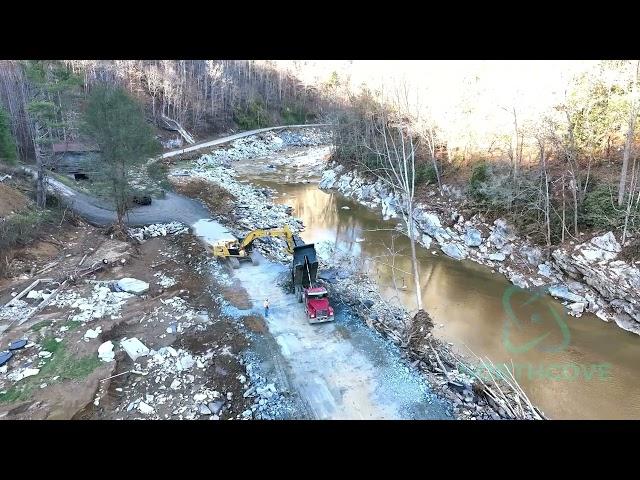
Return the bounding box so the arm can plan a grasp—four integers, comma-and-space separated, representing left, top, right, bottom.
23, 167, 210, 227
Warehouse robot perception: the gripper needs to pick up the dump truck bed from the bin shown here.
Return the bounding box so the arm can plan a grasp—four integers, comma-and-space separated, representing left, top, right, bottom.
291, 243, 318, 289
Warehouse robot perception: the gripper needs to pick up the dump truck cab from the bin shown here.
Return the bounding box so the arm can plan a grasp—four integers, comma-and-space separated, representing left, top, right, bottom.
304, 286, 334, 323
291, 242, 335, 324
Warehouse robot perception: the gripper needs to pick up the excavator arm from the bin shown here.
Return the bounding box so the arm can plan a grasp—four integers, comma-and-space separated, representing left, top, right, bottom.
239, 225, 296, 254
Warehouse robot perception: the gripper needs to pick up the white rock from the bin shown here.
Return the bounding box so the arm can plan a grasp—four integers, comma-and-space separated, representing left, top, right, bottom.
98, 341, 115, 362
138, 402, 155, 415
26, 290, 44, 300
441, 243, 468, 260
8, 368, 40, 381
176, 353, 195, 371
120, 337, 150, 361
488, 252, 506, 262
420, 234, 433, 249
537, 263, 555, 278
116, 278, 149, 295
194, 393, 207, 402
568, 302, 586, 315
84, 326, 102, 340
170, 379, 182, 390
590, 231, 621, 253
548, 285, 586, 304
464, 228, 482, 247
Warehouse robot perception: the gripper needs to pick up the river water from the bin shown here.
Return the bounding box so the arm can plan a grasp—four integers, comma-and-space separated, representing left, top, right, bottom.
232, 149, 640, 420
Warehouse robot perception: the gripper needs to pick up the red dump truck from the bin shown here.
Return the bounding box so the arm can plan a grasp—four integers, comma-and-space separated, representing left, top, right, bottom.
291, 241, 334, 324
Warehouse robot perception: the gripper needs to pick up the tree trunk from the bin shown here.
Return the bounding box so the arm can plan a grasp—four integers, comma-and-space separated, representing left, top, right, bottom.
407, 204, 423, 312
619, 60, 640, 207
619, 102, 637, 206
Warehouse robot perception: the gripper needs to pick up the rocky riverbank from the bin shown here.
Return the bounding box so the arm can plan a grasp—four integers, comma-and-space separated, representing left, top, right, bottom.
319, 163, 640, 336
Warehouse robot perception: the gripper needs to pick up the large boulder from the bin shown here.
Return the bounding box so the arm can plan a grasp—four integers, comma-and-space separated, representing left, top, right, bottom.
319, 169, 339, 189
488, 252, 506, 262
577, 231, 621, 262
441, 242, 468, 260
121, 337, 150, 361
414, 210, 450, 243
488, 218, 515, 249
548, 284, 587, 304
464, 228, 482, 247
420, 234, 433, 249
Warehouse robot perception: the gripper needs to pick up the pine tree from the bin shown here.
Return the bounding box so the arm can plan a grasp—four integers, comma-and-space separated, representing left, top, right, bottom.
82, 85, 160, 229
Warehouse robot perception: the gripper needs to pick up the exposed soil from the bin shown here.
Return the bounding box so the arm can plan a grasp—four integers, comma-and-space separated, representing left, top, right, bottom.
0, 183, 29, 218
242, 314, 267, 334
171, 178, 236, 217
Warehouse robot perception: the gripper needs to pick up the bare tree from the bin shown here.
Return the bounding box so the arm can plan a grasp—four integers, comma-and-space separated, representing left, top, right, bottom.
358, 105, 425, 315
619, 60, 640, 206
622, 151, 639, 244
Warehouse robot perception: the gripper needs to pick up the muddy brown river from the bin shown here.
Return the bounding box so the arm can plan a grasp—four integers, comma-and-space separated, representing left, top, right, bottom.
234, 150, 640, 420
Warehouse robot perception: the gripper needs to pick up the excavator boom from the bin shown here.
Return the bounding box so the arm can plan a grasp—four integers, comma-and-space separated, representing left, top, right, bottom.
239, 225, 296, 254
209, 225, 296, 268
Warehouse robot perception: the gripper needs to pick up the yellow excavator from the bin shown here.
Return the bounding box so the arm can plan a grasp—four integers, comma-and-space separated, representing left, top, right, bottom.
208, 225, 296, 268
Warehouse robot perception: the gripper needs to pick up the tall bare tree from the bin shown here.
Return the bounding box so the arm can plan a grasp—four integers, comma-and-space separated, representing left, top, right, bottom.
619, 60, 640, 206
359, 106, 424, 315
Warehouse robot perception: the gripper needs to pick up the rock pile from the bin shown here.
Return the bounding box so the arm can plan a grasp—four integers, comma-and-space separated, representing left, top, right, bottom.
171, 155, 303, 264
550, 232, 640, 333
128, 222, 189, 242
52, 284, 134, 324
197, 128, 331, 165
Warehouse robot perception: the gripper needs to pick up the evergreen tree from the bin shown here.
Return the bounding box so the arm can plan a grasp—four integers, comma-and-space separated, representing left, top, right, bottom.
82, 85, 160, 229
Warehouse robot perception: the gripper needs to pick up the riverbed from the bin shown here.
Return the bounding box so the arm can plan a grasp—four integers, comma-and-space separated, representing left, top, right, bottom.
231, 148, 640, 420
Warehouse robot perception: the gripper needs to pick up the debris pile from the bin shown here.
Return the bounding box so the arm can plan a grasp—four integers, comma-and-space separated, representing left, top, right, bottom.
240, 354, 293, 420
108, 343, 287, 420
128, 222, 189, 242
52, 284, 134, 324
